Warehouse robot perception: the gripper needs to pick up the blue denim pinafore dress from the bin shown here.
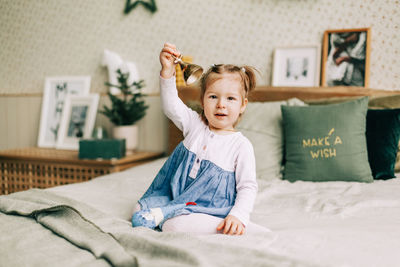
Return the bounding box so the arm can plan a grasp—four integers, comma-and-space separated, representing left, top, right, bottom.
134, 142, 237, 228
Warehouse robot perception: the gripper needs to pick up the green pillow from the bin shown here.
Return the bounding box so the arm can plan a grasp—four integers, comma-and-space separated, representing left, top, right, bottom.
366, 109, 400, 179
369, 94, 400, 109
281, 97, 373, 183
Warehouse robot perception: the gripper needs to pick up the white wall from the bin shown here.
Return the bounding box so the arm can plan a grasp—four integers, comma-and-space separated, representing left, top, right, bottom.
0, 0, 399, 150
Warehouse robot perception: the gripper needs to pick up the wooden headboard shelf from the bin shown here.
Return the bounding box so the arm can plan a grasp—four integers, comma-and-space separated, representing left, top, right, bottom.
178, 85, 400, 102
168, 85, 400, 154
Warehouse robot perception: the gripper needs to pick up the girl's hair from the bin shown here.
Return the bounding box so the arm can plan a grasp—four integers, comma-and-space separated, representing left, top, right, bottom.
199, 64, 257, 125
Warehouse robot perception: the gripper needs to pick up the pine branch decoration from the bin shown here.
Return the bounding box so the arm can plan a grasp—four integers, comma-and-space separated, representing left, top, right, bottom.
100, 69, 149, 126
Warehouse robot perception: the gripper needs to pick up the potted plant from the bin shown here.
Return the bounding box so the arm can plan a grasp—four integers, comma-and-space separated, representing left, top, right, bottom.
100, 69, 148, 153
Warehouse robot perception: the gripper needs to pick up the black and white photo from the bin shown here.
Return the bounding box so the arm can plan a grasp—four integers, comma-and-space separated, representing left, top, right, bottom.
272, 46, 320, 87
56, 94, 99, 150
321, 28, 370, 87
37, 76, 91, 147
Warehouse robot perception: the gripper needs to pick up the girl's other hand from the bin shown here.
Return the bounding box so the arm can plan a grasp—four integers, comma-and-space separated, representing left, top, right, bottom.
217, 215, 245, 235
160, 42, 180, 79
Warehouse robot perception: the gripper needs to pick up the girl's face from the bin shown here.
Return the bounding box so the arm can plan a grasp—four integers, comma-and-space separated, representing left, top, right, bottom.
202, 73, 247, 132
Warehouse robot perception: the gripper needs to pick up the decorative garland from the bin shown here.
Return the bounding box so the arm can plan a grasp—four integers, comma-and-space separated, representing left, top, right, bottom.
124, 0, 157, 14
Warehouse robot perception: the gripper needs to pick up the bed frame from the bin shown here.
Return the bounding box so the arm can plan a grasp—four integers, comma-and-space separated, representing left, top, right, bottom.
168, 85, 400, 154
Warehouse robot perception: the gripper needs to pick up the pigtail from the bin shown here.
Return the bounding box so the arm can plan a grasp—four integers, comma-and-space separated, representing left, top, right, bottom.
240, 65, 258, 96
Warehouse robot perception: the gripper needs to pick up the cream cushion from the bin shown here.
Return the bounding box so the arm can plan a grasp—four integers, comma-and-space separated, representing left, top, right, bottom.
236, 98, 306, 180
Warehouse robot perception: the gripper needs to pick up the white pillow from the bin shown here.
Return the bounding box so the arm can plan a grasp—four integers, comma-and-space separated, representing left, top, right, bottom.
236, 98, 306, 180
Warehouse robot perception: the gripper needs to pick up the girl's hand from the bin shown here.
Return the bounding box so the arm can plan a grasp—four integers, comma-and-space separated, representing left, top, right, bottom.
217, 215, 245, 235
160, 43, 180, 79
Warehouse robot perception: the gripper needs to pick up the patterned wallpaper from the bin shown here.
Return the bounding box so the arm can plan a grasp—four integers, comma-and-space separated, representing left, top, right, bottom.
0, 0, 399, 94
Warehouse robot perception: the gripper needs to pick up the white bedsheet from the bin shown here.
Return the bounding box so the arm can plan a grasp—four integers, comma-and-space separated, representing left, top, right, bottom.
49, 158, 400, 267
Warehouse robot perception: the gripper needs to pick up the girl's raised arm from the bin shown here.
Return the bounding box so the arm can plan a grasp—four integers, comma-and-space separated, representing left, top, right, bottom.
160, 43, 178, 79
159, 43, 201, 137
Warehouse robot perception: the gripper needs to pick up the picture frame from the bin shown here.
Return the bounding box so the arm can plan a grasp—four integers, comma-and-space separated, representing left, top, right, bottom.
37, 76, 91, 148
321, 28, 371, 87
272, 45, 321, 87
56, 94, 99, 150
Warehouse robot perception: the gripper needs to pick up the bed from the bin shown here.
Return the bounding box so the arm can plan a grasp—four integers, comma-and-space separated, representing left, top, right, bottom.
1, 85, 400, 267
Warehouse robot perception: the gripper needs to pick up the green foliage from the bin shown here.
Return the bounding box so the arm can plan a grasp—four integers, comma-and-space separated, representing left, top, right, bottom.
100, 69, 149, 126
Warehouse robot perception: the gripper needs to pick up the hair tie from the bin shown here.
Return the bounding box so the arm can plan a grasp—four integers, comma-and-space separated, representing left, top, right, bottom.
241, 67, 246, 73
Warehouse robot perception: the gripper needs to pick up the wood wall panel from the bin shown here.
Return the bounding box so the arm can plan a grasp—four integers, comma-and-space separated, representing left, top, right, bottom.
0, 98, 8, 149
0, 95, 167, 152
0, 96, 41, 150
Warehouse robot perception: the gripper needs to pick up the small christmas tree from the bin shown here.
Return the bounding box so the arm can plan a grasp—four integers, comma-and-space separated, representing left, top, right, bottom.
100, 69, 149, 126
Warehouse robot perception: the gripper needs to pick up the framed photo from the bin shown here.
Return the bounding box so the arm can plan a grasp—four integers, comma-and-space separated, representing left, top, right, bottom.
321, 28, 371, 87
38, 76, 91, 148
56, 94, 99, 150
272, 45, 321, 87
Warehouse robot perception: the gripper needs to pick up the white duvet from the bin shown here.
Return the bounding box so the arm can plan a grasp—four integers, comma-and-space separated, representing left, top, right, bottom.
49, 158, 400, 267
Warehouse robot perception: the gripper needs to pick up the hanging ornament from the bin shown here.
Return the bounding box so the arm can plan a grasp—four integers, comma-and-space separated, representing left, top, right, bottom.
124, 0, 157, 14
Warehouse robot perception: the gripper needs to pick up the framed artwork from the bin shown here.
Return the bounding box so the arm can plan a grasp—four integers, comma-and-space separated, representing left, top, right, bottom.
56, 94, 99, 150
272, 45, 321, 87
38, 76, 91, 148
321, 28, 371, 87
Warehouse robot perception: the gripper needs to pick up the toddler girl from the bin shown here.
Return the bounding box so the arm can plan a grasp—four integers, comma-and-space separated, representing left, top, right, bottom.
132, 43, 261, 235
